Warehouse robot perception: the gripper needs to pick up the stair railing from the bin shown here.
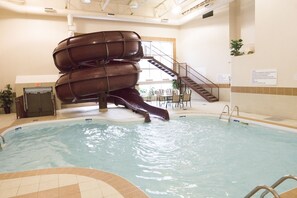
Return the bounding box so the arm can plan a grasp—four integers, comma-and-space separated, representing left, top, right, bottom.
144, 44, 178, 72
143, 44, 219, 99
179, 63, 219, 99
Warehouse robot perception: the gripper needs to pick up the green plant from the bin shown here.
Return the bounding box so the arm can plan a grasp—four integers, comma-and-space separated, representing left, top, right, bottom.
0, 84, 13, 113
230, 39, 244, 56
172, 79, 180, 89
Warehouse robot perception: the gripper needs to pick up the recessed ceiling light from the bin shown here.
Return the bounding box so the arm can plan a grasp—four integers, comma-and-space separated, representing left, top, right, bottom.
81, 0, 91, 4
171, 5, 182, 15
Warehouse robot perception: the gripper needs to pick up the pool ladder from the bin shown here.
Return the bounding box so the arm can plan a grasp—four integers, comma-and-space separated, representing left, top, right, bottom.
219, 105, 239, 122
244, 175, 297, 198
0, 135, 5, 150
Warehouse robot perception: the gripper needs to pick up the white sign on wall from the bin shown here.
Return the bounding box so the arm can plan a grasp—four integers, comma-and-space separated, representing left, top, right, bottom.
252, 69, 277, 85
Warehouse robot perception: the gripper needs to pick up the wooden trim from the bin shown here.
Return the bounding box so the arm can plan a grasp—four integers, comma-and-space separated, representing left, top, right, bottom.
217, 84, 230, 88
231, 86, 297, 96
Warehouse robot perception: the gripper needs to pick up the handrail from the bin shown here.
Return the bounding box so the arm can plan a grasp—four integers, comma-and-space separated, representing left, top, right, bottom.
260, 175, 297, 198
244, 185, 280, 198
145, 44, 179, 66
143, 44, 219, 100
228, 106, 239, 122
146, 45, 219, 89
219, 105, 230, 119
179, 63, 219, 89
0, 135, 5, 144
0, 135, 5, 150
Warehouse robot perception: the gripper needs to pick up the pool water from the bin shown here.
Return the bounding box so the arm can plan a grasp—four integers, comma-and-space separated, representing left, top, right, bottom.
1, 116, 297, 198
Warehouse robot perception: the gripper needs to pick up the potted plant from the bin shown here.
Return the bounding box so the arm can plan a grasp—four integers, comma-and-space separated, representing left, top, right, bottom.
172, 79, 180, 89
230, 39, 244, 56
0, 84, 13, 114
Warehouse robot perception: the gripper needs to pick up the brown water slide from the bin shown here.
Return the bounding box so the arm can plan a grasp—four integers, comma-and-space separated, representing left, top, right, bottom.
55, 61, 141, 103
53, 31, 143, 73
53, 31, 169, 121
108, 88, 169, 121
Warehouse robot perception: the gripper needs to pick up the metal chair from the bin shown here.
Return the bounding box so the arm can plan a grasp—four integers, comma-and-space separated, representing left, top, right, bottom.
166, 92, 181, 108
182, 90, 192, 108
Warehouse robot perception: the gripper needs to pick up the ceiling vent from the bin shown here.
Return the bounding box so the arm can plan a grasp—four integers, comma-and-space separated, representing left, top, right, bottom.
161, 18, 169, 23
44, 7, 56, 13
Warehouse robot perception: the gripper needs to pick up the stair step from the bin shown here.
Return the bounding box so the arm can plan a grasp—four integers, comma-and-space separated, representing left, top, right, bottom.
147, 59, 219, 103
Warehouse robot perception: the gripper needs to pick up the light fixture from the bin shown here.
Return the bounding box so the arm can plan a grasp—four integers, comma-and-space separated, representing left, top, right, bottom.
129, 0, 138, 9
81, 0, 91, 4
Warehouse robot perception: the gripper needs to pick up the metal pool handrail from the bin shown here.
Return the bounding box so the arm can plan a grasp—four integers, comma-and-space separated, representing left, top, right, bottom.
260, 175, 297, 198
228, 106, 239, 122
244, 185, 280, 198
0, 135, 5, 150
219, 105, 230, 119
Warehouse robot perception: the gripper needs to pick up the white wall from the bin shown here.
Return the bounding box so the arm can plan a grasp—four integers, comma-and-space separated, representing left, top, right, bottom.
0, 9, 66, 88
75, 18, 180, 39
178, 6, 231, 84
232, 0, 297, 88
229, 0, 255, 52
0, 9, 180, 90
178, 6, 231, 101
255, 0, 297, 87
231, 0, 297, 119
239, 0, 255, 50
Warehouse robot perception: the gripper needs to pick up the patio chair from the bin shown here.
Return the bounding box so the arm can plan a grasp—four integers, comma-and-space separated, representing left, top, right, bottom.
166, 92, 181, 108
182, 90, 192, 108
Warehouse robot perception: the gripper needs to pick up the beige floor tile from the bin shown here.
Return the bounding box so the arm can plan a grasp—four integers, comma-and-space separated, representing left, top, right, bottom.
77, 176, 96, 183
20, 176, 40, 186
0, 178, 21, 189
39, 174, 59, 183
37, 187, 59, 198
13, 192, 38, 198
17, 183, 39, 195
104, 194, 124, 198
0, 186, 19, 198
79, 180, 99, 192
58, 174, 78, 187
80, 188, 103, 198
59, 184, 80, 196
99, 182, 123, 197
61, 192, 81, 198
38, 180, 59, 191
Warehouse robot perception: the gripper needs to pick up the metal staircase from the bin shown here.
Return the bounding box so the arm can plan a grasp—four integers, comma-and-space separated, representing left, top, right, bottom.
143, 44, 219, 102
143, 56, 178, 77
180, 76, 219, 102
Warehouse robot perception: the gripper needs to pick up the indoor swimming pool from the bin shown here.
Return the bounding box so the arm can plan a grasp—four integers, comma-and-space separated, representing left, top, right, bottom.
1, 116, 297, 198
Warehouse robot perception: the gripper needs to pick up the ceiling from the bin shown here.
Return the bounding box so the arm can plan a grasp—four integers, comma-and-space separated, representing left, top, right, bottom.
1, 0, 232, 25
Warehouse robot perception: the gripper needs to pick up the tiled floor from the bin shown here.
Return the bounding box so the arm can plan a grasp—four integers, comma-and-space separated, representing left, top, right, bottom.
1, 100, 297, 198
0, 168, 148, 198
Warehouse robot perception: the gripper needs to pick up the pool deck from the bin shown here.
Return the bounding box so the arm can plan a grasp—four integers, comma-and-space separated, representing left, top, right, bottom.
1, 100, 297, 198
